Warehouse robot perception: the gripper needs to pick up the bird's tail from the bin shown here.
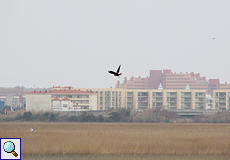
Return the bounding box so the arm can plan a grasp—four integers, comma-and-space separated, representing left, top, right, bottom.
118, 73, 122, 76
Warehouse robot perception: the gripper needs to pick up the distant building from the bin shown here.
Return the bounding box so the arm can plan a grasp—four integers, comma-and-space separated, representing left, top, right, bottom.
0, 86, 49, 108
0, 87, 26, 108
77, 88, 124, 110
26, 88, 97, 112
116, 69, 230, 95
77, 88, 206, 110
213, 90, 230, 110
23, 85, 208, 111
115, 76, 149, 89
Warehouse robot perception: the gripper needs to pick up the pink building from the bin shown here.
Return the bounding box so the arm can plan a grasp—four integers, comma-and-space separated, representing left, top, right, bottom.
115, 69, 230, 95
116, 76, 149, 89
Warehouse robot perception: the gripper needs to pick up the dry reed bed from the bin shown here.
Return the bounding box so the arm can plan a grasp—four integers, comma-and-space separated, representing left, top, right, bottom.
1, 122, 230, 155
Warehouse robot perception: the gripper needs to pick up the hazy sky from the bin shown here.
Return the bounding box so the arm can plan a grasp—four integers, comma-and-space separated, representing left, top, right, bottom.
1, 0, 230, 88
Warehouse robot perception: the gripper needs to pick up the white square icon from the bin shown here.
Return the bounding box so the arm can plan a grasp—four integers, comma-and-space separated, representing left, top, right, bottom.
0, 138, 21, 160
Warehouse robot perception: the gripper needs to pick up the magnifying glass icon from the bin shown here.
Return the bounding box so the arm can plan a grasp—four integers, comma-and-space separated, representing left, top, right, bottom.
3, 141, 18, 157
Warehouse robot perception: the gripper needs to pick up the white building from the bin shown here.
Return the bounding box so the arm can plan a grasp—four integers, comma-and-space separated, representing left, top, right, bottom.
26, 89, 97, 112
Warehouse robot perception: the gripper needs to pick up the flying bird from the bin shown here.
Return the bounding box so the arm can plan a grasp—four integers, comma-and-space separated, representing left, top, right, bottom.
30, 128, 36, 132
108, 65, 122, 77
211, 38, 216, 40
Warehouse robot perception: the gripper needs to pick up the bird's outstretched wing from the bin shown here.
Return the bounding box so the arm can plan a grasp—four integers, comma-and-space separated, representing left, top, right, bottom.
116, 65, 121, 73
108, 71, 116, 75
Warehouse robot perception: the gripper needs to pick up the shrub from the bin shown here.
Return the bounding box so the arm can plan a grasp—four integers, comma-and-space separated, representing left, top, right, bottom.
68, 115, 78, 122
23, 111, 33, 121
108, 112, 121, 122
97, 115, 104, 122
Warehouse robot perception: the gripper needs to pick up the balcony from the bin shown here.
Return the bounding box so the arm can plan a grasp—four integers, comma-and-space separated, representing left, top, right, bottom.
196, 93, 205, 97
181, 93, 191, 97
167, 102, 177, 106
127, 99, 133, 102
127, 94, 133, 97
155, 102, 163, 106
218, 94, 226, 97
138, 92, 148, 97
153, 93, 163, 97
138, 97, 148, 102
156, 99, 163, 102
181, 98, 191, 102
196, 99, 205, 103
167, 93, 177, 97
219, 99, 226, 103
168, 100, 177, 103
183, 100, 191, 103
105, 98, 111, 102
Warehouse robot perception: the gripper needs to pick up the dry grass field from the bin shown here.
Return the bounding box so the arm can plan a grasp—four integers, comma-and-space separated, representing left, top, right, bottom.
22, 155, 230, 160
1, 122, 230, 159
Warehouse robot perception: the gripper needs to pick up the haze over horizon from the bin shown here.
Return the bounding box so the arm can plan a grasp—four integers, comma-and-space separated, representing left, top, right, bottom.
1, 1, 230, 88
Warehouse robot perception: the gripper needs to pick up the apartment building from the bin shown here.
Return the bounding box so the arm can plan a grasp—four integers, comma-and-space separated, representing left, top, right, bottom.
213, 90, 230, 110
77, 88, 206, 110
76, 88, 124, 110
115, 76, 150, 89
26, 88, 97, 112
116, 69, 230, 95
26, 86, 206, 111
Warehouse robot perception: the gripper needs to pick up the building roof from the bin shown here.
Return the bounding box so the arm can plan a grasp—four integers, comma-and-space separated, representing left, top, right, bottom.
185, 84, 190, 90
158, 83, 163, 90
52, 98, 61, 101
27, 90, 96, 94
52, 86, 70, 88
61, 98, 71, 101
51, 90, 95, 94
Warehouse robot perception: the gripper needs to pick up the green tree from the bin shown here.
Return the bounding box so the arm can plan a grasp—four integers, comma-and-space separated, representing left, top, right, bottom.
118, 108, 131, 122
78, 112, 88, 122
68, 115, 78, 122
97, 115, 104, 122
87, 113, 97, 122
23, 111, 33, 121
50, 112, 59, 121
108, 112, 121, 122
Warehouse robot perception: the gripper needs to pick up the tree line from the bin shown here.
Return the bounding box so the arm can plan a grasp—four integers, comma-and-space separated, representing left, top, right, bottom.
2, 108, 230, 123
0, 108, 179, 122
